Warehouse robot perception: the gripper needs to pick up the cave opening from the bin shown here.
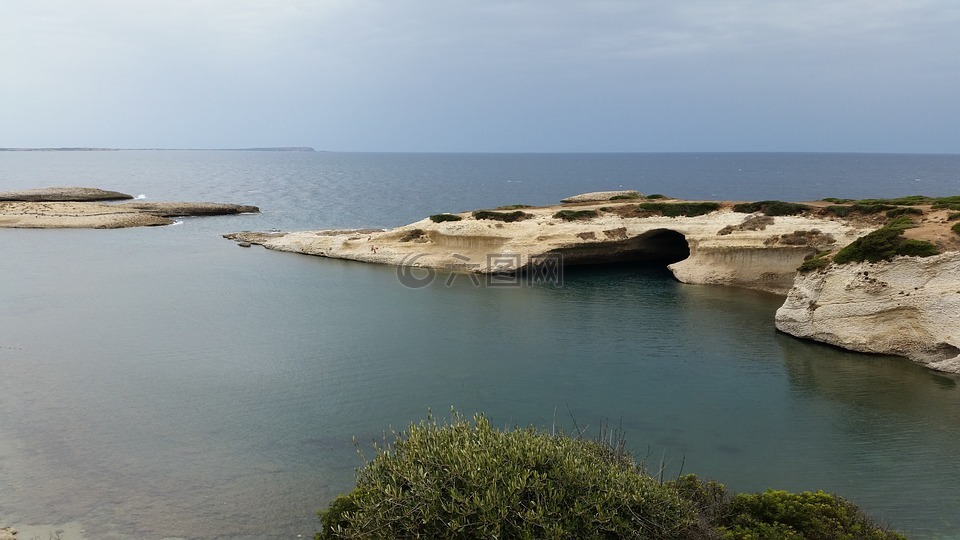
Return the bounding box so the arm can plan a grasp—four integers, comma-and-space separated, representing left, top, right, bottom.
540, 229, 690, 269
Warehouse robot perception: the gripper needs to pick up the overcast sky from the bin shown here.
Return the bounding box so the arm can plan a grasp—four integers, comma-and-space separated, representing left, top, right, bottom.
1, 1, 958, 152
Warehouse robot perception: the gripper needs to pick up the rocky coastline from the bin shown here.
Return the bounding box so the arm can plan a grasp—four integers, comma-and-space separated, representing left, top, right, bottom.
226, 191, 960, 373
0, 187, 258, 228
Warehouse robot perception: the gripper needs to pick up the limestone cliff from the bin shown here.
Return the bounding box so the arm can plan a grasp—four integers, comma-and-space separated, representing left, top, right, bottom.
227, 201, 869, 295
775, 252, 960, 373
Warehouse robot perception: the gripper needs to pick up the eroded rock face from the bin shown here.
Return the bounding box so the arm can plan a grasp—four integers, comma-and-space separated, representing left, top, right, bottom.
227, 205, 869, 295
0, 187, 133, 201
775, 252, 960, 373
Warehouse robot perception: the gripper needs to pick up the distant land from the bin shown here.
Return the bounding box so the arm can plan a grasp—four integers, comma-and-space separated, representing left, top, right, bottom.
0, 147, 317, 152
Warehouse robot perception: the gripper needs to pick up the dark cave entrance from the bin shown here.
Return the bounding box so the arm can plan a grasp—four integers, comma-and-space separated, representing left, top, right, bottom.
542, 228, 690, 268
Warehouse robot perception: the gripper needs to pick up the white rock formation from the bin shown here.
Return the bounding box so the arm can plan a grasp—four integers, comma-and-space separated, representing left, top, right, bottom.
775, 252, 960, 373
227, 203, 870, 295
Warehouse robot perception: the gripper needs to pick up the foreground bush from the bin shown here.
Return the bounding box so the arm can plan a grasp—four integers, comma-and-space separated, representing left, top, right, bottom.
318, 412, 700, 539
318, 413, 905, 539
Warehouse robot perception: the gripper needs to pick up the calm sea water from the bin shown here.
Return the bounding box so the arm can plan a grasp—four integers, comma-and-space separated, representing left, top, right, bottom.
1, 151, 960, 539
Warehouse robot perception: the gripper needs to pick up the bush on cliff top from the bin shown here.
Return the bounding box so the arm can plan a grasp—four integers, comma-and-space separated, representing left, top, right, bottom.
952, 222, 960, 235
472, 209, 532, 222
554, 209, 599, 221
833, 216, 938, 265
733, 200, 810, 216
317, 412, 905, 540
635, 201, 721, 217
429, 213, 463, 223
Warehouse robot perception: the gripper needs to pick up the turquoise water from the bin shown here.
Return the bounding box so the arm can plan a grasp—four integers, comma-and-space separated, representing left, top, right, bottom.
2, 152, 960, 538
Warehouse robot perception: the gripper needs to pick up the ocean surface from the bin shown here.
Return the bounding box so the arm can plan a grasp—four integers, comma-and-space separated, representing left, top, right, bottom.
1, 151, 959, 539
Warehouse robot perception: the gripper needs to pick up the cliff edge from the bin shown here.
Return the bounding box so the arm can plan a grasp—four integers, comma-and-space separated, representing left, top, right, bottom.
775, 252, 960, 373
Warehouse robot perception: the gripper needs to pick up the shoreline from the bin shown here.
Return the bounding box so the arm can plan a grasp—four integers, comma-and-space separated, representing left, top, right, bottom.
226, 190, 960, 373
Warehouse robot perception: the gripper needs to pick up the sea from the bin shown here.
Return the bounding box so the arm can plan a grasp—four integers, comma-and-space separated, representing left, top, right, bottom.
1, 151, 959, 539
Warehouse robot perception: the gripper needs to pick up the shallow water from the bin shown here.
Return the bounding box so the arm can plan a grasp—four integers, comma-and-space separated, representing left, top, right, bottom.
2, 151, 960, 538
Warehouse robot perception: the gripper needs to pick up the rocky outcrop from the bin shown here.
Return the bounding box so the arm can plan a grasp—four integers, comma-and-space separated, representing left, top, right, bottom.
118, 201, 260, 216
0, 202, 174, 228
0, 187, 133, 201
0, 188, 259, 228
227, 202, 868, 295
0, 526, 15, 540
775, 252, 960, 373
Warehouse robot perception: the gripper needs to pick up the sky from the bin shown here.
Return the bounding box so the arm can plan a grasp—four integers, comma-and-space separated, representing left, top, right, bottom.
1, 1, 958, 152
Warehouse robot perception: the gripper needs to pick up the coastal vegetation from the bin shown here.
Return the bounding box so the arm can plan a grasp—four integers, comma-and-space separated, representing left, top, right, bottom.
733, 200, 810, 216
821, 204, 923, 219
553, 209, 600, 221
833, 217, 938, 265
822, 195, 960, 210
316, 412, 905, 540
471, 209, 533, 222
634, 201, 721, 217
496, 204, 535, 210
798, 251, 833, 272
428, 213, 463, 223
609, 193, 642, 200
952, 222, 960, 235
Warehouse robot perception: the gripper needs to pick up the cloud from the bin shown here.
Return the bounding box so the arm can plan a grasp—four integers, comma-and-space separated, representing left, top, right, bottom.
1, 0, 958, 150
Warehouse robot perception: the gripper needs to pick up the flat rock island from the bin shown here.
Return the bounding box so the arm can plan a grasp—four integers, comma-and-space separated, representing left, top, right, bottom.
0, 187, 259, 228
227, 191, 960, 374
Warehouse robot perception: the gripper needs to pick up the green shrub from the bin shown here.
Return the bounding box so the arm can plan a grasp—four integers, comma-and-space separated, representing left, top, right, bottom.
472, 210, 532, 222
495, 204, 534, 210
822, 204, 904, 218
398, 228, 426, 242
732, 201, 810, 216
798, 251, 832, 272
822, 205, 855, 217
952, 222, 960, 235
317, 412, 699, 540
636, 202, 721, 217
948, 212, 960, 221
721, 489, 906, 540
885, 207, 923, 218
645, 193, 667, 199
833, 217, 937, 264
932, 201, 960, 211
855, 195, 932, 206
554, 209, 599, 221
318, 415, 906, 540
429, 213, 463, 223
609, 193, 641, 200
822, 197, 854, 203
